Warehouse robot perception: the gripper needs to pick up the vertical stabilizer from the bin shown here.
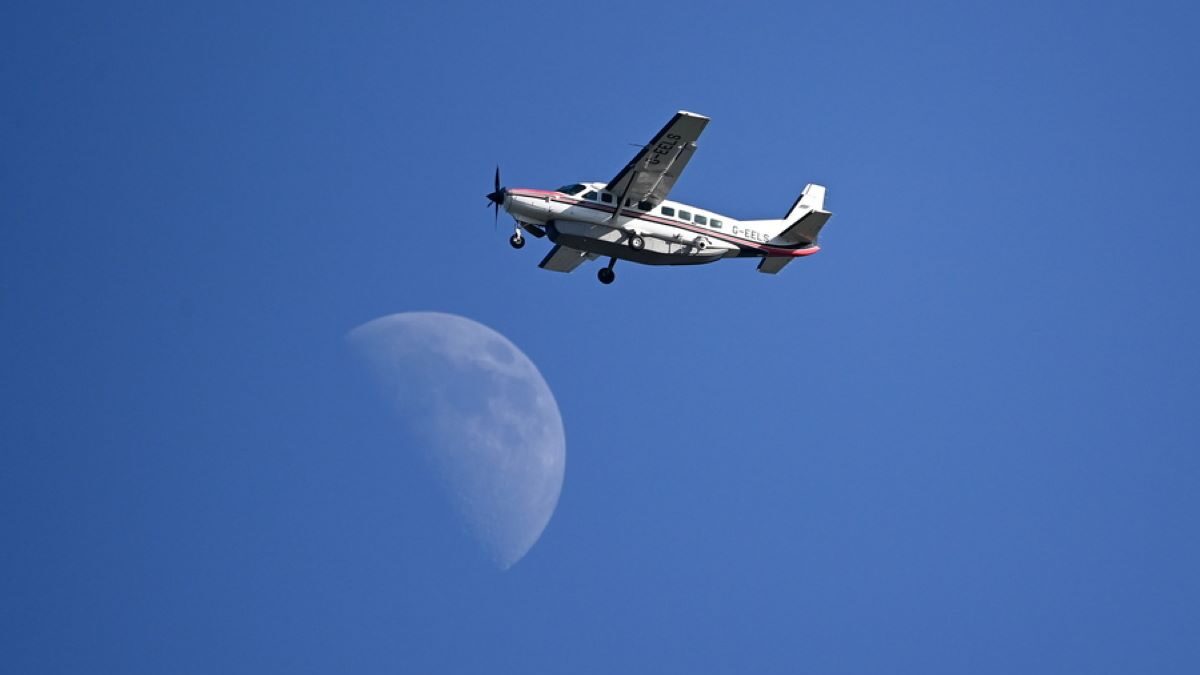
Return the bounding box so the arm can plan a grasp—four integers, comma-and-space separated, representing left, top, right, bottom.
785, 184, 826, 222
777, 184, 831, 246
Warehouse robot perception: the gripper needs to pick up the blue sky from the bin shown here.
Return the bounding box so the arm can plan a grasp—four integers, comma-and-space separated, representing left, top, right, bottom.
4, 1, 1199, 672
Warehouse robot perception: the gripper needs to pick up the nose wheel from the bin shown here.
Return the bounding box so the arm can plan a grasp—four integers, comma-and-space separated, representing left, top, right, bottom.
509, 232, 525, 249
597, 257, 617, 285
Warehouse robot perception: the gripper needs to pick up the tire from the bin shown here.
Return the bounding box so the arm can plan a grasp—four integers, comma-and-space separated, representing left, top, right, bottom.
597, 268, 615, 285
628, 235, 645, 251
509, 233, 525, 249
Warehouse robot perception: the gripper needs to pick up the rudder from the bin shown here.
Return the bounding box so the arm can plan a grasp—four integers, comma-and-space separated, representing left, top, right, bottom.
787, 184, 826, 219
779, 184, 831, 245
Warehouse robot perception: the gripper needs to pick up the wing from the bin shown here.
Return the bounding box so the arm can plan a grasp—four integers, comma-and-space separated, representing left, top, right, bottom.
605, 111, 709, 209
538, 244, 593, 273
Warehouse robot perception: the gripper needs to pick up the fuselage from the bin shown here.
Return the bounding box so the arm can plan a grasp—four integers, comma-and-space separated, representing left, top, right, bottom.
500, 182, 819, 266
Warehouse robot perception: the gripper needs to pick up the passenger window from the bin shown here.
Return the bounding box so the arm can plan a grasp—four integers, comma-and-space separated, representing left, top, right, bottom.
638, 200, 652, 211
710, 219, 723, 229
600, 192, 613, 203
661, 206, 675, 217
694, 214, 708, 226
583, 191, 599, 201
678, 210, 692, 221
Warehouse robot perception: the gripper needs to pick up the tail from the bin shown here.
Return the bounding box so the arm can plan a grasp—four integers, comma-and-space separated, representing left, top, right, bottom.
778, 184, 832, 246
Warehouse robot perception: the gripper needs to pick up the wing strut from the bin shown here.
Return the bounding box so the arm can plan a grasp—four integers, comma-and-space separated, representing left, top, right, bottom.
609, 168, 638, 224
642, 142, 692, 203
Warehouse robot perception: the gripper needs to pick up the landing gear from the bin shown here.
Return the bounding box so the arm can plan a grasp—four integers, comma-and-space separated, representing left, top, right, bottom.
509, 232, 525, 249
597, 258, 617, 285
628, 234, 645, 251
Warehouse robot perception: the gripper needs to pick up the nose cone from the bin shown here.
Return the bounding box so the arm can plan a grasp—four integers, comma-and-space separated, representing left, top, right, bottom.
486, 188, 506, 206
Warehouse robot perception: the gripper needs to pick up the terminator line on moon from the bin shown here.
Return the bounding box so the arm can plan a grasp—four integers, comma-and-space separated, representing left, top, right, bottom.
487, 110, 834, 284
348, 312, 565, 569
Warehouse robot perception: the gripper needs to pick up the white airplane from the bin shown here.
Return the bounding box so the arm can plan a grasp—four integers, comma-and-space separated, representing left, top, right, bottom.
486, 111, 833, 285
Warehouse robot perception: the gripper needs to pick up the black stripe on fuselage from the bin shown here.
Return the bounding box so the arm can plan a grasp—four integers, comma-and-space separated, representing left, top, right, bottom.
533, 193, 808, 255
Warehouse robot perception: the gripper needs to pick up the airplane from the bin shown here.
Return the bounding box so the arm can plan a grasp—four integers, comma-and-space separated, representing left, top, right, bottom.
486, 111, 832, 285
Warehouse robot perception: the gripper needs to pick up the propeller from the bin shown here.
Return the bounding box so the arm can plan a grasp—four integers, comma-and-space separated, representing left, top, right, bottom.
485, 165, 506, 228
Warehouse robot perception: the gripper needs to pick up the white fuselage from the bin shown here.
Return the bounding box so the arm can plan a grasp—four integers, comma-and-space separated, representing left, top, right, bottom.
501, 182, 818, 266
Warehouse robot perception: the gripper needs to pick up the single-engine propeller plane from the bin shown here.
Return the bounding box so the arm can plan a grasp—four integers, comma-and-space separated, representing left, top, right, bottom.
486, 111, 832, 284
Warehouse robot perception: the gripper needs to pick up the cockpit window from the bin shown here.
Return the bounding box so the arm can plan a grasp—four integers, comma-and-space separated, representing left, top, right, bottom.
557, 184, 586, 196
583, 190, 599, 201
600, 192, 613, 204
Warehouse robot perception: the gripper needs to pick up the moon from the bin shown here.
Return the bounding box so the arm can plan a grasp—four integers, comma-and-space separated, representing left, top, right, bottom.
346, 312, 566, 569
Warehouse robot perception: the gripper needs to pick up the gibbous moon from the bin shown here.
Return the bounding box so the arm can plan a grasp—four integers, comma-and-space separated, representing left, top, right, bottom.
347, 312, 565, 569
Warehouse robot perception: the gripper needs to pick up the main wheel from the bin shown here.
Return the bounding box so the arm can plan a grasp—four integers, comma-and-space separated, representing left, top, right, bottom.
597, 267, 615, 285
509, 233, 525, 249
628, 234, 645, 251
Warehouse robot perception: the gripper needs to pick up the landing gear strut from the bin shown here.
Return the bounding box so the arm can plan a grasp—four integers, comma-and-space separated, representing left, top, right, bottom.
597, 258, 616, 285
509, 232, 525, 249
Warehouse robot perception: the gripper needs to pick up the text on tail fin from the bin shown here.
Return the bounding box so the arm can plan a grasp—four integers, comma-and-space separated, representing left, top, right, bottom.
778, 184, 831, 245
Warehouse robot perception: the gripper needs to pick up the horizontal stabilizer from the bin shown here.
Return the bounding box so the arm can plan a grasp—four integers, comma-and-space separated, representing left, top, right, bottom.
778, 184, 831, 245
779, 210, 831, 245
757, 257, 793, 274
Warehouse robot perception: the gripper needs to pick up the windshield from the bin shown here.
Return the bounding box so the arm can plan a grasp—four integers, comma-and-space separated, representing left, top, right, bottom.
556, 183, 586, 196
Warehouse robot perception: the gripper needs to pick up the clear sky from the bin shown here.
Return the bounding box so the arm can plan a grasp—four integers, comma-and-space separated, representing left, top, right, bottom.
4, 1, 1200, 673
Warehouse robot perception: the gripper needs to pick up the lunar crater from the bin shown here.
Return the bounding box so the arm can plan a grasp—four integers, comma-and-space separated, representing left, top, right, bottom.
348, 312, 566, 569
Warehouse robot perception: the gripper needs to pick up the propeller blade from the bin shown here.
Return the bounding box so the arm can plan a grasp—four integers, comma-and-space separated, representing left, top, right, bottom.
488, 165, 504, 229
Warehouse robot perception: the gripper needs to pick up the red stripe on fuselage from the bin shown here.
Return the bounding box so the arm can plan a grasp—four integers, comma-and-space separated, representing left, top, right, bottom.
508, 189, 819, 257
